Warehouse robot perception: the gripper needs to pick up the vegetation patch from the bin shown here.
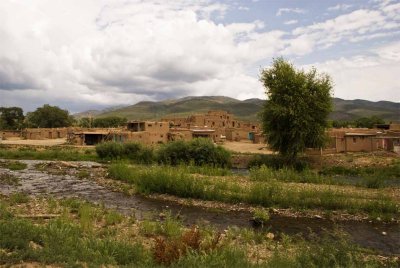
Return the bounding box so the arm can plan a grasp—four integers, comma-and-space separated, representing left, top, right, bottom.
0, 173, 20, 186
0, 195, 395, 267
0, 160, 27, 170
108, 163, 399, 219
96, 138, 231, 167
157, 139, 231, 168
0, 146, 98, 161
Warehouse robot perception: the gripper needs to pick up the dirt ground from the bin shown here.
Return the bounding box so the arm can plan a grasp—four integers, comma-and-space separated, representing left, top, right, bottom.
221, 141, 274, 154
0, 138, 67, 146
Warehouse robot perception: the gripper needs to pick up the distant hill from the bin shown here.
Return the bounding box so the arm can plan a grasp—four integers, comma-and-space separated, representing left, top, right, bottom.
75, 96, 399, 123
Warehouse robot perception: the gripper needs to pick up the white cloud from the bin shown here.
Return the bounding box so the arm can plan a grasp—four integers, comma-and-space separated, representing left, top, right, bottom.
303, 41, 400, 102
0, 0, 399, 112
0, 0, 279, 111
284, 20, 298, 25
287, 7, 400, 55
327, 4, 352, 11
276, 8, 306, 17
238, 6, 250, 11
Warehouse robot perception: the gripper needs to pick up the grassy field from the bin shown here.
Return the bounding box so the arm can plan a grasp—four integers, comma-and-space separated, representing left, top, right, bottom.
107, 163, 399, 220
0, 145, 98, 161
0, 194, 396, 267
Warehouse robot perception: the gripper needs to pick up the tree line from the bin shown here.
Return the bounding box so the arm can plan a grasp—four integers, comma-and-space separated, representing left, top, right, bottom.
328, 116, 385, 129
0, 105, 127, 130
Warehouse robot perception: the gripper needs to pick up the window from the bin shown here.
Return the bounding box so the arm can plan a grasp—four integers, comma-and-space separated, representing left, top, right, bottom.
353, 137, 357, 143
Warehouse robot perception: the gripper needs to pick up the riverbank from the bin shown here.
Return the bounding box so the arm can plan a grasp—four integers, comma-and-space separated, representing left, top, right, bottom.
1, 159, 399, 257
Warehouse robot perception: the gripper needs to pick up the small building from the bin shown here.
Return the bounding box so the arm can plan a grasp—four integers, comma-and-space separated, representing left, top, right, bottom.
343, 133, 378, 152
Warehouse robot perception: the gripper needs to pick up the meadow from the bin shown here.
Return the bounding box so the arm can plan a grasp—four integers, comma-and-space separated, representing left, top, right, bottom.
0, 194, 396, 267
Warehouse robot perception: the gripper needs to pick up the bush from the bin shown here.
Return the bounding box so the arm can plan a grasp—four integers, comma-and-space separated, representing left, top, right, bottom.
157, 140, 191, 165
157, 139, 231, 168
123, 142, 142, 158
137, 147, 155, 164
95, 142, 124, 159
96, 142, 155, 163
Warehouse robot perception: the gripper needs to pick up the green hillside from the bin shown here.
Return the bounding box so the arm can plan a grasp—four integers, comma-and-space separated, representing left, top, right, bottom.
76, 96, 399, 123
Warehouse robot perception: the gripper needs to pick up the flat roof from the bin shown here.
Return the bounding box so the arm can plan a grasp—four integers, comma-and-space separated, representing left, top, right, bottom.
345, 133, 377, 136
191, 129, 215, 133
79, 131, 110, 135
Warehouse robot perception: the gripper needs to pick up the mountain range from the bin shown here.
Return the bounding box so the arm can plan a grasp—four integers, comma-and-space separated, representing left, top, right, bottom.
74, 96, 400, 123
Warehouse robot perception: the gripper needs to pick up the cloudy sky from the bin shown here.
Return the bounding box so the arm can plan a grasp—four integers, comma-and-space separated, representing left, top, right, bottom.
0, 0, 399, 112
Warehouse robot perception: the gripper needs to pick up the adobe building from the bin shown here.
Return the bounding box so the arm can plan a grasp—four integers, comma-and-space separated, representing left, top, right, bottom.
162, 110, 260, 143
309, 126, 400, 154
68, 121, 169, 146
22, 128, 68, 140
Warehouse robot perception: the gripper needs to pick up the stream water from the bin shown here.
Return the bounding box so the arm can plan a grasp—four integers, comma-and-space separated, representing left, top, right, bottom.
0, 159, 399, 255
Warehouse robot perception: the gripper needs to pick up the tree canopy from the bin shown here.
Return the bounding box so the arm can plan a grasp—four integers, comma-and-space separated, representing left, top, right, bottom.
0, 107, 25, 130
93, 116, 127, 128
26, 104, 74, 128
355, 116, 385, 129
260, 58, 333, 160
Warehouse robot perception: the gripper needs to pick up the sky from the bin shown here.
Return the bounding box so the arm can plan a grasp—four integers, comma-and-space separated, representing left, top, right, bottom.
0, 0, 399, 113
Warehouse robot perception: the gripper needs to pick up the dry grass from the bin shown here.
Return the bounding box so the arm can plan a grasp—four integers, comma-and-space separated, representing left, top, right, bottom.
221, 141, 274, 154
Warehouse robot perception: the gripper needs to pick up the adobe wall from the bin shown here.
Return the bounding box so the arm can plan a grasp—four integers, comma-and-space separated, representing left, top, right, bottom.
344, 136, 377, 152
169, 128, 192, 141
253, 134, 265, 144
0, 130, 21, 139
390, 124, 400, 131
226, 128, 249, 141
144, 122, 169, 134
23, 128, 68, 140
124, 130, 168, 145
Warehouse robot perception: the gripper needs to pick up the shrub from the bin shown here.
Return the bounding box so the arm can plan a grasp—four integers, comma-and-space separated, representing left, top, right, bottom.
157, 139, 231, 168
252, 208, 270, 227
123, 142, 142, 159
96, 142, 156, 163
95, 142, 124, 159
157, 140, 191, 165
138, 147, 155, 164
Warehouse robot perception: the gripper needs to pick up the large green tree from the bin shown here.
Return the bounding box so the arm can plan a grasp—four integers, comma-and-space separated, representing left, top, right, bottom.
26, 104, 74, 128
260, 58, 333, 160
0, 107, 25, 130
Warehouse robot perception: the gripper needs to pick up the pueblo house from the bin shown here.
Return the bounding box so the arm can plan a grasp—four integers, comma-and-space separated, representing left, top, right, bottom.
67, 110, 262, 146
308, 124, 400, 154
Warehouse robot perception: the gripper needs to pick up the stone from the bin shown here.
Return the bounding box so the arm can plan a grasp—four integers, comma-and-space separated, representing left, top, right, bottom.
266, 232, 275, 240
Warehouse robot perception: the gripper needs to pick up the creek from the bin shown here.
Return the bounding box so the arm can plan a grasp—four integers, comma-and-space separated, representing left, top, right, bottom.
0, 159, 398, 255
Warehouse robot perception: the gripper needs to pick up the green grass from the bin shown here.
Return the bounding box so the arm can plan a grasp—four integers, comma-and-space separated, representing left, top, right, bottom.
0, 173, 20, 186
9, 192, 30, 204
0, 197, 151, 267
0, 146, 98, 161
140, 211, 183, 238
108, 163, 399, 218
0, 161, 28, 170
250, 165, 328, 184
0, 195, 395, 267
250, 164, 400, 189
